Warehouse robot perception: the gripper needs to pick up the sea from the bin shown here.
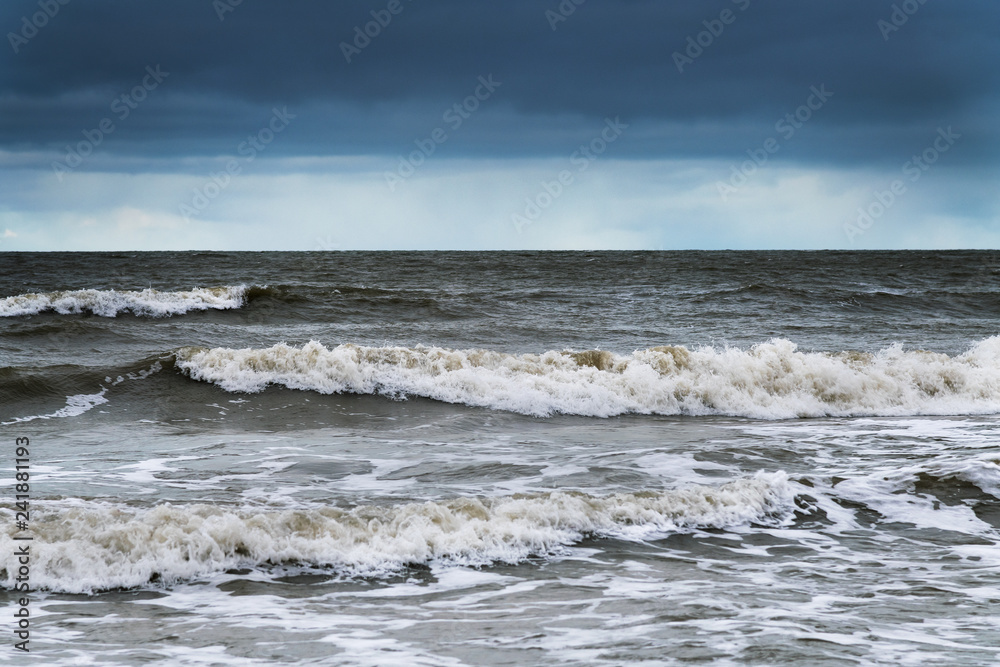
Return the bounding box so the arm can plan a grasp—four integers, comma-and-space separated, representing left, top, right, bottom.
2, 250, 1000, 666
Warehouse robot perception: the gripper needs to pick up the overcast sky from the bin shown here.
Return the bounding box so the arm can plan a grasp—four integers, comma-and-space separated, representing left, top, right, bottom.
0, 0, 997, 251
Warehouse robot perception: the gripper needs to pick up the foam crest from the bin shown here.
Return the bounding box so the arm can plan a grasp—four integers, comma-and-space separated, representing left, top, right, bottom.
0, 286, 251, 317
175, 337, 1000, 419
0, 474, 791, 592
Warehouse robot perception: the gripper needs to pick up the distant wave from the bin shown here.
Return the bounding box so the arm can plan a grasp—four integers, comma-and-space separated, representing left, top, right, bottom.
0, 286, 260, 317
174, 337, 1000, 419
0, 474, 792, 592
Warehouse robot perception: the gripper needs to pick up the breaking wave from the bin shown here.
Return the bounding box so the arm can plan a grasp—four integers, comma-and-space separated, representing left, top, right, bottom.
175, 337, 1000, 419
0, 286, 259, 317
0, 474, 792, 593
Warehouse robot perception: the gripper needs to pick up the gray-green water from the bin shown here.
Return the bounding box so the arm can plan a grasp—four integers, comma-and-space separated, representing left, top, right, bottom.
2, 251, 1000, 665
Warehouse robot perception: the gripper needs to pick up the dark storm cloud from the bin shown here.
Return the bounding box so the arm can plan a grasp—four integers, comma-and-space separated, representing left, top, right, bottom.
1, 0, 997, 165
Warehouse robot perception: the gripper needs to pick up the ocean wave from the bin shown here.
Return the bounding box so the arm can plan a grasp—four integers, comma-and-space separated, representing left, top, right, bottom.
0, 390, 109, 426
0, 474, 792, 593
174, 337, 1000, 419
0, 286, 256, 318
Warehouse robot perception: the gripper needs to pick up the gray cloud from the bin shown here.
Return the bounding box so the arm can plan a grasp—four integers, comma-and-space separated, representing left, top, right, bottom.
0, 0, 997, 166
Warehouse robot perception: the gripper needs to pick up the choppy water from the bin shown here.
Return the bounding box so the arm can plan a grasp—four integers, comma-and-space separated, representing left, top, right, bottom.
2, 250, 1000, 665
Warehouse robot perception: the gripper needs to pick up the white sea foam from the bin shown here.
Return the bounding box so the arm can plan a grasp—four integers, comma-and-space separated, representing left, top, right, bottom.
0, 286, 250, 317
175, 337, 1000, 419
0, 473, 792, 593
0, 390, 108, 426
814, 454, 1000, 537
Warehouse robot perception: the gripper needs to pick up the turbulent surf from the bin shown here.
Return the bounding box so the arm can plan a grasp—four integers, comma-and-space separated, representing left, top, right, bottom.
4, 250, 1000, 664
0, 285, 255, 317
0, 474, 793, 593
175, 337, 1000, 419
